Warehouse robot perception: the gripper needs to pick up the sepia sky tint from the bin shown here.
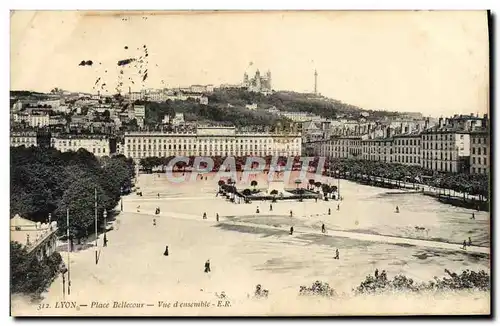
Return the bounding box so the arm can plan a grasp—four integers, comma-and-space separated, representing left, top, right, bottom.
10, 11, 489, 117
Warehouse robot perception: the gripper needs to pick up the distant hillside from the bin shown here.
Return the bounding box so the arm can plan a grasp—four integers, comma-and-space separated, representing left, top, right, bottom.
136, 99, 291, 128
207, 88, 395, 120
10, 90, 48, 98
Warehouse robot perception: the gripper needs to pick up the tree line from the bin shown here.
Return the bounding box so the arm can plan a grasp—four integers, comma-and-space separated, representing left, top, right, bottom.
10, 146, 136, 241
326, 158, 489, 200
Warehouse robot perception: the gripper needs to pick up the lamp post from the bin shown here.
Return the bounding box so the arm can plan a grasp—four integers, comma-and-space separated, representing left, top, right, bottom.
120, 187, 124, 211
103, 210, 108, 247
95, 188, 98, 264
66, 209, 71, 295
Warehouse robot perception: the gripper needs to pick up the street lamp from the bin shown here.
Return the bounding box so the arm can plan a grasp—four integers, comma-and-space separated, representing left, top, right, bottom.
103, 210, 108, 247
120, 187, 124, 212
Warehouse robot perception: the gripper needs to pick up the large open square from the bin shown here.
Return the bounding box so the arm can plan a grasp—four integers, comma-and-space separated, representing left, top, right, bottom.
11, 171, 490, 316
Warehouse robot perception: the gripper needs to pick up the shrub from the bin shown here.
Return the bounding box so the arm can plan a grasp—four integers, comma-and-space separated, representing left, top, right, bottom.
11, 242, 64, 297
242, 189, 252, 196
355, 269, 490, 295
299, 281, 336, 297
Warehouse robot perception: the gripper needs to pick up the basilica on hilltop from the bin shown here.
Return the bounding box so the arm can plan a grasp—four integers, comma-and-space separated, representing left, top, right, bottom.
242, 69, 272, 94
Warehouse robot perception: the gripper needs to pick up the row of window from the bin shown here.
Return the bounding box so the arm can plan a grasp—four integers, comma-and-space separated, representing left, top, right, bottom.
130, 151, 300, 158
424, 152, 455, 160
58, 147, 107, 154
472, 147, 488, 155
55, 141, 107, 146
11, 138, 36, 143
423, 134, 464, 141
471, 167, 488, 174
395, 147, 420, 154
472, 157, 488, 165
423, 161, 455, 172
127, 138, 300, 144
422, 142, 457, 150
127, 144, 299, 151
393, 139, 420, 146
472, 137, 487, 144
394, 156, 421, 164
329, 141, 362, 146
363, 155, 391, 162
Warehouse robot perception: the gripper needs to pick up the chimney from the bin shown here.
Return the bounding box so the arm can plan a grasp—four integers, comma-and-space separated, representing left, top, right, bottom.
482, 116, 487, 128
438, 117, 444, 128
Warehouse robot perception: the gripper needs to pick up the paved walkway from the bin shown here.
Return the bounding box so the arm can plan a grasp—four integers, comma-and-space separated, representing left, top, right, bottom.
123, 207, 490, 256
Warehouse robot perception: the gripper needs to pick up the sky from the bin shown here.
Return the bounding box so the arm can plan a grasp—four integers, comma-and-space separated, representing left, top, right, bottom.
10, 10, 489, 117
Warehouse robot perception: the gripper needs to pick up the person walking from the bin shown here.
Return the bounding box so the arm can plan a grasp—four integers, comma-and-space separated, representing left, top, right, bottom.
375, 269, 379, 278
468, 237, 472, 246
290, 210, 293, 218
216, 213, 219, 222
289, 226, 294, 235
153, 218, 156, 226
337, 204, 340, 211
462, 240, 467, 250
395, 206, 400, 213
204, 259, 211, 273
334, 249, 339, 260
321, 224, 326, 234
256, 206, 260, 214
163, 245, 169, 256
270, 204, 273, 211
471, 212, 475, 220
203, 212, 207, 219
328, 208, 331, 215
157, 193, 160, 198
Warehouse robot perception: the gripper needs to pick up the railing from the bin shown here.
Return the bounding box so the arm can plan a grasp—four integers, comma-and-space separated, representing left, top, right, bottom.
24, 227, 58, 253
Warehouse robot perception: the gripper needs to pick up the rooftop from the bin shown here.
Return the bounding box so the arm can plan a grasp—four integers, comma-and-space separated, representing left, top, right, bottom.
10, 214, 58, 254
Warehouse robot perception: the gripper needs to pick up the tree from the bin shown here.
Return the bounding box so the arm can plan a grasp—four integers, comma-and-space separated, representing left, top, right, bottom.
314, 181, 322, 192
295, 179, 302, 188
218, 180, 226, 192
308, 179, 315, 190
10, 242, 62, 296
55, 177, 109, 240
321, 184, 331, 199
242, 189, 252, 196
102, 109, 111, 122
251, 180, 258, 191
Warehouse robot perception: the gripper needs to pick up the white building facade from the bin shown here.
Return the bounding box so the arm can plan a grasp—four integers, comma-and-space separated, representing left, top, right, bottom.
10, 131, 37, 148
51, 134, 111, 156
123, 127, 302, 161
